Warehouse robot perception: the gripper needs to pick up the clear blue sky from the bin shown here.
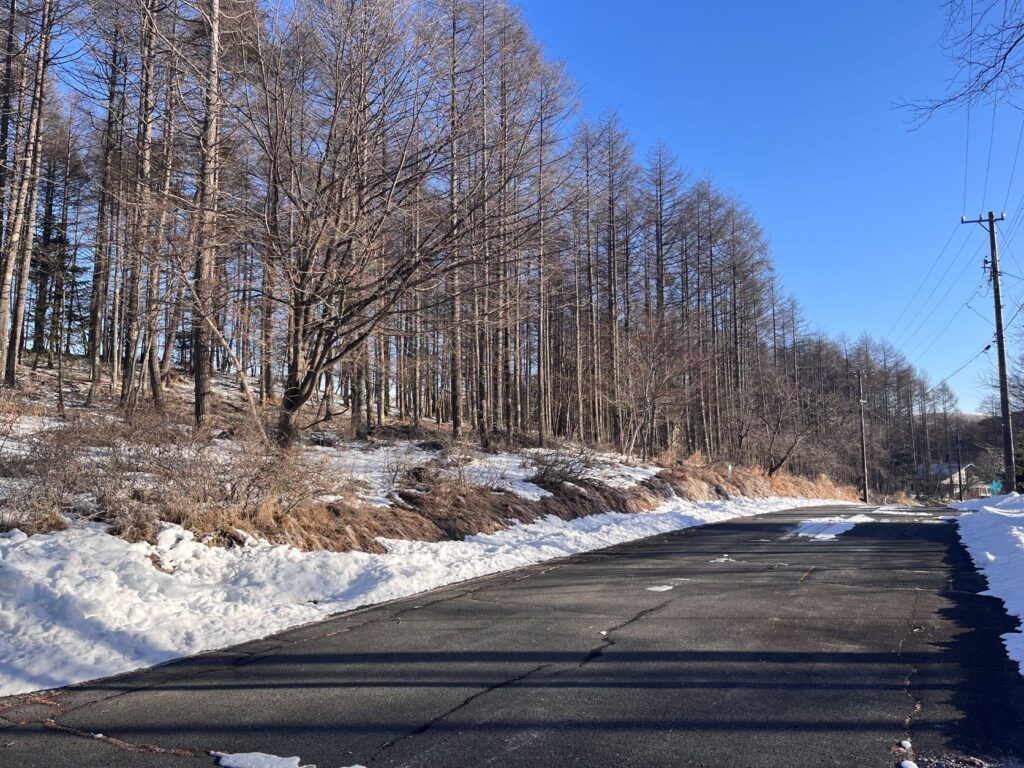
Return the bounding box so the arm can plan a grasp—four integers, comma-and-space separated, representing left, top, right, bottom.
516, 0, 1024, 413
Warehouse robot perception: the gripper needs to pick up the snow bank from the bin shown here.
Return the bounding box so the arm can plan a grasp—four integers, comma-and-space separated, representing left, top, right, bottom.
952, 493, 1024, 676
790, 514, 876, 541
0, 496, 834, 698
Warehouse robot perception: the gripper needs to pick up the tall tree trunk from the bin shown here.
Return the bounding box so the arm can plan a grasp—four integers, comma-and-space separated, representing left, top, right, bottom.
192, 0, 220, 426
4, 0, 52, 386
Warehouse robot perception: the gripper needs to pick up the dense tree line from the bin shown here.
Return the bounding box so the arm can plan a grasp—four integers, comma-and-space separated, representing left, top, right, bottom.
0, 0, 969, 495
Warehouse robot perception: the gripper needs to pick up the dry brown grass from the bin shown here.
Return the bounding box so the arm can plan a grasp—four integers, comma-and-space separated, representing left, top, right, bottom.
0, 360, 860, 551
659, 455, 860, 504
391, 459, 673, 543
0, 406, 381, 550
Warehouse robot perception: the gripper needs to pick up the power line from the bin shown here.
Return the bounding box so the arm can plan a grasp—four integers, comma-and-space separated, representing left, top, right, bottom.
926, 343, 992, 395
966, 300, 994, 324
1002, 117, 1024, 212
884, 224, 966, 342
962, 0, 975, 215
892, 237, 984, 349
964, 99, 973, 214
1003, 291, 1024, 328
908, 277, 987, 365
982, 99, 998, 206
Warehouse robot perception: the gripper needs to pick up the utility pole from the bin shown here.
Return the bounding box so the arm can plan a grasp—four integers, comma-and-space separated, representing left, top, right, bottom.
961, 211, 1016, 493
858, 370, 869, 504
955, 424, 964, 502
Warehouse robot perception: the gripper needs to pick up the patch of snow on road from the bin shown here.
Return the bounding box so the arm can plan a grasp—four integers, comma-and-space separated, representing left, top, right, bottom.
211, 753, 320, 768
0, 496, 841, 697
871, 507, 931, 516
791, 514, 876, 541
646, 585, 674, 592
952, 493, 1024, 676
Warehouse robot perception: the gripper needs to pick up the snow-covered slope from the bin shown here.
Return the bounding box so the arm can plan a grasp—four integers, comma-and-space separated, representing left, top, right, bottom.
952, 493, 1024, 676
0, 495, 834, 698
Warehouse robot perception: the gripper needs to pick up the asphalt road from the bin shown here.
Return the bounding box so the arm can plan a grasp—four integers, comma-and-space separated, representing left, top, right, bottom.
2, 504, 1023, 768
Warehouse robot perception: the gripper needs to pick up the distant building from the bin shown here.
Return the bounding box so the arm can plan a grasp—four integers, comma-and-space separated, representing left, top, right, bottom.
917, 462, 989, 498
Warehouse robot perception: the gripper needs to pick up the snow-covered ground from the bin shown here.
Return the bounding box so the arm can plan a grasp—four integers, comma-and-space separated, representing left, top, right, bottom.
952, 493, 1024, 676
0, 495, 838, 698
306, 441, 435, 506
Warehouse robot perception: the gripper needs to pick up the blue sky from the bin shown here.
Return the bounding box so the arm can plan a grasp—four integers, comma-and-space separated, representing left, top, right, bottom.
515, 0, 1024, 412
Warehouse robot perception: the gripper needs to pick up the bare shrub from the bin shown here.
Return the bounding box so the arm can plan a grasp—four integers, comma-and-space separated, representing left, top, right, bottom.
528, 449, 594, 486
0, 419, 92, 534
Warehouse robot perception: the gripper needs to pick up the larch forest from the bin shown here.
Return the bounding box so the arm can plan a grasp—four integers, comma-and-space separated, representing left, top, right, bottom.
0, 0, 969, 495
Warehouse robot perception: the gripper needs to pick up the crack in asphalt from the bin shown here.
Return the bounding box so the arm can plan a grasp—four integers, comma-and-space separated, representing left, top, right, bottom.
0, 560, 577, 761
572, 599, 674, 670
898, 590, 925, 742
364, 598, 674, 765
42, 717, 208, 759
365, 662, 555, 765
2, 563, 569, 727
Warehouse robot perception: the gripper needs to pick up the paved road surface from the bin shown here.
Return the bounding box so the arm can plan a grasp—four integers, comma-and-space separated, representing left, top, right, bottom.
2, 504, 1023, 767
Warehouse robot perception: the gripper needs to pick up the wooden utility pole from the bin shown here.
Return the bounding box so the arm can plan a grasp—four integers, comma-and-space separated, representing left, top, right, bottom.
962, 212, 1016, 493
955, 424, 964, 502
858, 370, 869, 504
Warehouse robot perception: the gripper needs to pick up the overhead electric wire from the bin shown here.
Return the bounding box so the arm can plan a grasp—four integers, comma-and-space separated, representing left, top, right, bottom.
963, 0, 976, 215
895, 241, 985, 351
891, 233, 980, 348
964, 101, 973, 214
908, 277, 987, 365
1003, 291, 1024, 328
982, 99, 998, 206
1003, 118, 1024, 212
965, 300, 994, 324
883, 224, 964, 341
926, 343, 992, 395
